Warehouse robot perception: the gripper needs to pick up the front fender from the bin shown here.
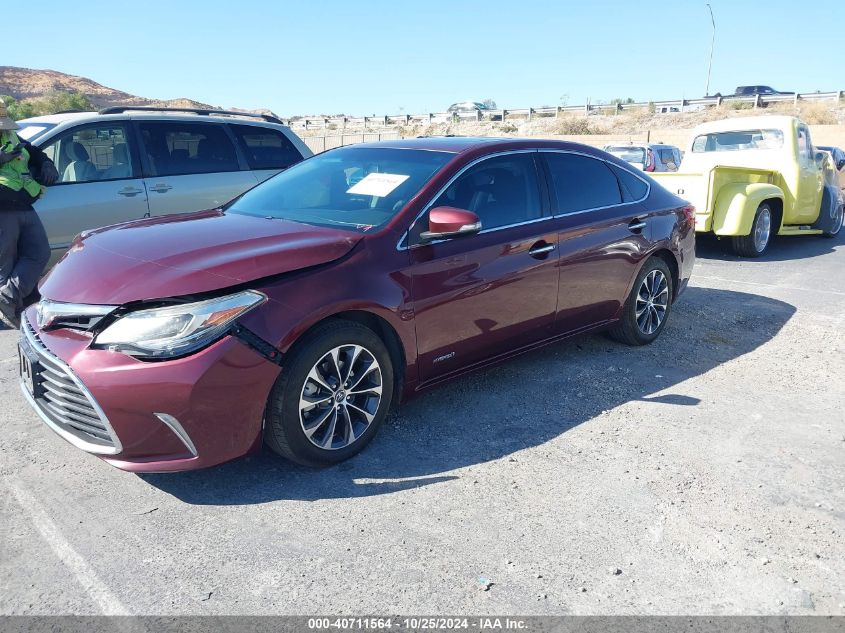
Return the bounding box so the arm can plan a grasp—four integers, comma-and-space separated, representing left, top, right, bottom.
712, 183, 784, 236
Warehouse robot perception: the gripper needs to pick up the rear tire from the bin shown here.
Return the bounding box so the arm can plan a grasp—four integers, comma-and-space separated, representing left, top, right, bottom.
732, 203, 773, 257
609, 256, 674, 346
821, 202, 843, 238
264, 320, 394, 467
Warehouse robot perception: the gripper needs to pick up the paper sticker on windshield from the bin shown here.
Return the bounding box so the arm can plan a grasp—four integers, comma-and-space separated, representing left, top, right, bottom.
347, 173, 409, 197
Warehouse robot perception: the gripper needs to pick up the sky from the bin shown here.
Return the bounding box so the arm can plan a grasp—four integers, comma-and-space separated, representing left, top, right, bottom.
6, 0, 844, 117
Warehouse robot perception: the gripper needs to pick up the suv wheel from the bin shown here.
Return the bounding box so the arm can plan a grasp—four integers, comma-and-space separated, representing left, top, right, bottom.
732, 203, 773, 257
265, 321, 393, 466
608, 256, 674, 346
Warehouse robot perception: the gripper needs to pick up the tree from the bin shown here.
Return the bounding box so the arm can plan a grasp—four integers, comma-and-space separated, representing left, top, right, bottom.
609, 97, 636, 105
482, 99, 497, 109
0, 91, 94, 120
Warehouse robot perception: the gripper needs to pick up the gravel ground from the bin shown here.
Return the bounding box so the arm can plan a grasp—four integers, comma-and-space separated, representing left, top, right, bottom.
0, 234, 843, 616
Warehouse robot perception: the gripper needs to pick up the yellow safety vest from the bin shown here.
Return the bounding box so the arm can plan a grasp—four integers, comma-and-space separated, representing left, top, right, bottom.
0, 130, 42, 198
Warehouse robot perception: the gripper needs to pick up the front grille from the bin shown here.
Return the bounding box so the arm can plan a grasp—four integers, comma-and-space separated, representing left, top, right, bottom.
21, 317, 120, 453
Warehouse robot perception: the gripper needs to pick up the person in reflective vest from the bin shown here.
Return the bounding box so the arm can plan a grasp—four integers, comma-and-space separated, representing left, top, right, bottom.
0, 102, 58, 328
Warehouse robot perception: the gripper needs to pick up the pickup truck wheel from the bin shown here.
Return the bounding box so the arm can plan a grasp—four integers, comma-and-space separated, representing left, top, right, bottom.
608, 256, 673, 346
732, 203, 773, 257
821, 202, 843, 238
264, 321, 394, 467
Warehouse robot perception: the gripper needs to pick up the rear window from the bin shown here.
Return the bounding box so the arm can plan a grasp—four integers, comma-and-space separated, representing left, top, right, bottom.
691, 129, 784, 153
606, 146, 646, 164
230, 124, 303, 170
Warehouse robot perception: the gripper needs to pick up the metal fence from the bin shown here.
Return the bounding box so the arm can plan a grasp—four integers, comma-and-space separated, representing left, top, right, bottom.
301, 131, 401, 154
285, 90, 844, 131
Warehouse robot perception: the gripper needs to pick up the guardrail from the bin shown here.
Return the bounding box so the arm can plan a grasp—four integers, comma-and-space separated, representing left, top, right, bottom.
285, 90, 844, 130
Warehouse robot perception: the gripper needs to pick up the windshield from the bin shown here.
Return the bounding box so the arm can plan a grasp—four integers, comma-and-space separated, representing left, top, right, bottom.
227, 146, 452, 232
606, 146, 646, 164
692, 129, 784, 153
14, 123, 57, 142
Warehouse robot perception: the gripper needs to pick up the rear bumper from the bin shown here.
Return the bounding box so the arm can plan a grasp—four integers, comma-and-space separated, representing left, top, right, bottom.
19, 309, 281, 472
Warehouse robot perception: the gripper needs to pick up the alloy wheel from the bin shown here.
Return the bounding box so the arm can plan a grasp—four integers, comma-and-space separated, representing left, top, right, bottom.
299, 344, 383, 450
753, 207, 772, 253
636, 269, 669, 335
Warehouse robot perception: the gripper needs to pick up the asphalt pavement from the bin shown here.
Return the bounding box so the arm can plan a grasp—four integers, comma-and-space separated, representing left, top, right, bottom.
1, 233, 843, 615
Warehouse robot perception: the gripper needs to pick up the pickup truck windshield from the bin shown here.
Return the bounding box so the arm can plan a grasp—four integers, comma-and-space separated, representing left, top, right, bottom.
692, 129, 784, 153
227, 147, 452, 232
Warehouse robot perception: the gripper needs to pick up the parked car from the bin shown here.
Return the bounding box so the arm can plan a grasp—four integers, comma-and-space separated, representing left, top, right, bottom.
733, 86, 794, 97
18, 137, 695, 472
651, 116, 843, 257
13, 107, 312, 267
817, 145, 845, 187
604, 143, 682, 172
446, 101, 491, 114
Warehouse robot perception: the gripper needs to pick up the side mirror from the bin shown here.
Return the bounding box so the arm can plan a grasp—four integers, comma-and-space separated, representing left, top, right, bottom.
814, 151, 827, 167
837, 159, 845, 171
419, 207, 481, 242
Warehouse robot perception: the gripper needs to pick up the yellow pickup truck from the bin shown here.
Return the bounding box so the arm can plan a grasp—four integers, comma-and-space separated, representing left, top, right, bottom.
651, 116, 844, 256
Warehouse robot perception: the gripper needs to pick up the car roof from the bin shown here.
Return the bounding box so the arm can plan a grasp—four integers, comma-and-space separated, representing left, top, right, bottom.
691, 115, 798, 134
343, 136, 604, 154
17, 110, 290, 129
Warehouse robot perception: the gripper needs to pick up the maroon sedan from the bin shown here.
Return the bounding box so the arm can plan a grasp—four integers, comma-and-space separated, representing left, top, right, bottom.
18, 137, 695, 472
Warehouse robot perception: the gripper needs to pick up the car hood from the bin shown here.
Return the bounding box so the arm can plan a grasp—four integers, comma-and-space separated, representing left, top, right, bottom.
40, 210, 362, 305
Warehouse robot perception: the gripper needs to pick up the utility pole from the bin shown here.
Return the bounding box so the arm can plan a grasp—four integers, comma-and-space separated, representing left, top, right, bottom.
705, 3, 716, 97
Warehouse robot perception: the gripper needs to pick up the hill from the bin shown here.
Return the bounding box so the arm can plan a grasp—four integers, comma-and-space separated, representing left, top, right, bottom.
1, 66, 214, 111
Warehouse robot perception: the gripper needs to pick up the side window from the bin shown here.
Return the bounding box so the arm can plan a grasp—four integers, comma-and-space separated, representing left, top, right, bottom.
43, 124, 134, 184
797, 127, 811, 167
138, 122, 239, 176
609, 164, 649, 202
544, 153, 623, 214
229, 124, 303, 170
428, 153, 542, 232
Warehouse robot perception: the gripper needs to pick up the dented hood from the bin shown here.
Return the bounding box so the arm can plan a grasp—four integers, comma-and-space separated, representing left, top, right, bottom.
40, 210, 362, 305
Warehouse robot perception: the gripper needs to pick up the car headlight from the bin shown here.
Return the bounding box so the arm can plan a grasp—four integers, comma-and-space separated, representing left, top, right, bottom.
94, 290, 266, 358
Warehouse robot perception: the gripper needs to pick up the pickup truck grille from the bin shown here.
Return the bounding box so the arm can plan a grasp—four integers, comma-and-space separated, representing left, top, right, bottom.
21, 316, 121, 454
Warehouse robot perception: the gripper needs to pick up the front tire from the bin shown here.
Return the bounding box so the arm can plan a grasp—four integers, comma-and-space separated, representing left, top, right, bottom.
264, 320, 394, 466
732, 203, 773, 257
609, 256, 674, 346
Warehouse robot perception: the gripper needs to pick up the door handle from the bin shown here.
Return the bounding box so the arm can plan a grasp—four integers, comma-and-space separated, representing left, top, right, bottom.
117, 187, 144, 197
149, 184, 172, 193
628, 219, 647, 232
528, 242, 556, 258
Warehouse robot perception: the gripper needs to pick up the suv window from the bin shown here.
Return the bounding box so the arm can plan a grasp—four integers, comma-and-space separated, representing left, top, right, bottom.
427, 153, 542, 233
138, 121, 239, 176
544, 153, 623, 214
43, 123, 134, 184
658, 148, 679, 170
230, 124, 303, 170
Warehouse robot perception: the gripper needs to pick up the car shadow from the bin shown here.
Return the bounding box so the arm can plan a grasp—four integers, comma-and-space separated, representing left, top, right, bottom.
141, 286, 795, 505
696, 233, 842, 262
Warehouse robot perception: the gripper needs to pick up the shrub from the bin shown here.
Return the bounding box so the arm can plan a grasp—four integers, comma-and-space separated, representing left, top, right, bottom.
1, 91, 94, 120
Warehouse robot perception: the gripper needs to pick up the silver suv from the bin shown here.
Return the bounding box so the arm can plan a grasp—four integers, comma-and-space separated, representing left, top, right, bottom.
604, 143, 682, 173
15, 107, 312, 266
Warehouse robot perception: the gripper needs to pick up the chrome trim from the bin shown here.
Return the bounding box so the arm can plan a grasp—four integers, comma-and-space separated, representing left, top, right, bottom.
37, 299, 117, 331
396, 147, 652, 251
628, 221, 648, 231
19, 316, 123, 455
528, 244, 557, 255
396, 149, 542, 251
154, 413, 198, 457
